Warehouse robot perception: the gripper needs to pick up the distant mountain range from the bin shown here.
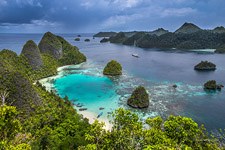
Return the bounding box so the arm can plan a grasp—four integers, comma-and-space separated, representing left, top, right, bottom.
93, 22, 225, 53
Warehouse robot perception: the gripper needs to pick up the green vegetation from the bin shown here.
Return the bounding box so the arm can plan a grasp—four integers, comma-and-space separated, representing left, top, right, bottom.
103, 60, 122, 76
127, 86, 149, 108
1, 31, 225, 149
100, 38, 109, 43
93, 32, 117, 37
82, 108, 223, 149
109, 32, 127, 43
57, 36, 86, 66
107, 23, 225, 50
215, 45, 225, 53
204, 80, 223, 91
194, 61, 216, 71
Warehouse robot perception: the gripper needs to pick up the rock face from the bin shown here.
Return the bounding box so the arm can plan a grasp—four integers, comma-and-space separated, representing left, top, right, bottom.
204, 80, 223, 91
194, 61, 216, 71
175, 22, 202, 34
103, 60, 122, 76
38, 32, 63, 59
127, 86, 149, 109
21, 40, 43, 70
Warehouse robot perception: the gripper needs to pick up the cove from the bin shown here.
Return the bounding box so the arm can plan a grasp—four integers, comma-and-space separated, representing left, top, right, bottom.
54, 72, 120, 117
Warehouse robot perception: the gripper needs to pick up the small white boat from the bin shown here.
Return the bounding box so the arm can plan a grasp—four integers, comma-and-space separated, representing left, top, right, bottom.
132, 54, 139, 58
97, 112, 103, 118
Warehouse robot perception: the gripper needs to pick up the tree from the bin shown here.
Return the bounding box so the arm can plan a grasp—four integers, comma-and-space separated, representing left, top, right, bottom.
0, 89, 9, 106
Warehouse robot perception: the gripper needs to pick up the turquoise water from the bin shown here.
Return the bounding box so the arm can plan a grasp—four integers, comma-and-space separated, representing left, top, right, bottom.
54, 73, 119, 117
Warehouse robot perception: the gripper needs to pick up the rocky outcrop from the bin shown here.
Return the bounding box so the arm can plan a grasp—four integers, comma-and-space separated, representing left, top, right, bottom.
204, 80, 223, 91
38, 32, 63, 59
127, 86, 149, 109
21, 40, 43, 70
103, 60, 122, 76
194, 61, 216, 71
84, 39, 90, 42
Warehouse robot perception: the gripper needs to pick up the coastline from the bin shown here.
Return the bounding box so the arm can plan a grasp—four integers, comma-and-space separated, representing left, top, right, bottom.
39, 63, 113, 131
78, 110, 112, 130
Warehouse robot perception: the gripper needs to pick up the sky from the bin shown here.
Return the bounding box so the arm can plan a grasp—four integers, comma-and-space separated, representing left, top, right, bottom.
0, 0, 225, 33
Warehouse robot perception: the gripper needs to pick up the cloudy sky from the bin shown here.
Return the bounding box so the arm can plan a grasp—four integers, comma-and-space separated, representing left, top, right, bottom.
0, 0, 225, 33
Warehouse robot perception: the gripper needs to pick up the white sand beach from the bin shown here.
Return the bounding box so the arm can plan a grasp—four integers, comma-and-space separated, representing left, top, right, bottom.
78, 110, 113, 131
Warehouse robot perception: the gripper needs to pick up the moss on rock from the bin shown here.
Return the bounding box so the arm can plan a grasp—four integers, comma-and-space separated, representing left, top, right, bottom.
103, 60, 122, 76
127, 86, 149, 109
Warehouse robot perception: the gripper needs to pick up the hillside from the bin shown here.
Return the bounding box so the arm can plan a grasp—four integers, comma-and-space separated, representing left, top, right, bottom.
107, 22, 225, 50
0, 32, 224, 149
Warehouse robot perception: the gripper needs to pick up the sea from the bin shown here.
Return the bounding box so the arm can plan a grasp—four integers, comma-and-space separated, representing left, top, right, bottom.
0, 33, 225, 131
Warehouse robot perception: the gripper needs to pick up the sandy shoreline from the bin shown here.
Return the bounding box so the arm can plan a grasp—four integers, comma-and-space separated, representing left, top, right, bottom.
78, 110, 112, 131
39, 63, 113, 131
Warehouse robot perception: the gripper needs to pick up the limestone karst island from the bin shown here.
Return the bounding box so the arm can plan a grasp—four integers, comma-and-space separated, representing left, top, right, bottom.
1, 0, 225, 149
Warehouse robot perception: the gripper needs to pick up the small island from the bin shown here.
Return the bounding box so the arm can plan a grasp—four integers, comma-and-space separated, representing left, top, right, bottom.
127, 86, 149, 109
194, 61, 216, 71
103, 60, 122, 76
84, 39, 90, 42
204, 80, 223, 91
100, 38, 109, 43
74, 38, 80, 41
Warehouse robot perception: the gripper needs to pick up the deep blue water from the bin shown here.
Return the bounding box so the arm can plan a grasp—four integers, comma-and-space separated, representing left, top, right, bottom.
1, 33, 225, 130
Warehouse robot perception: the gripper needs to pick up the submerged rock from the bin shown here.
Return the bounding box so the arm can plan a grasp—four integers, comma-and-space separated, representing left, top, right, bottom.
127, 86, 149, 109
38, 32, 63, 59
194, 61, 216, 71
172, 84, 178, 88
21, 40, 43, 70
103, 60, 122, 76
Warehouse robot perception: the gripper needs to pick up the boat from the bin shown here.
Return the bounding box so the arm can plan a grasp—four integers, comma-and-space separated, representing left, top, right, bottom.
132, 54, 139, 58
97, 112, 103, 118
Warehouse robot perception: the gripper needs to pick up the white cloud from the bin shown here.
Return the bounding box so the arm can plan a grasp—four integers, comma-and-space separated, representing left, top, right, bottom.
160, 7, 197, 17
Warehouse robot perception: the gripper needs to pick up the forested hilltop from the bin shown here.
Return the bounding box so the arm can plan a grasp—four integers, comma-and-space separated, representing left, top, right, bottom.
0, 32, 225, 149
94, 23, 225, 52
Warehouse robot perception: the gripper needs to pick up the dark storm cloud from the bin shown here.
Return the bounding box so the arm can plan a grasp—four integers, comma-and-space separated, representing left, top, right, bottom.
0, 0, 225, 33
